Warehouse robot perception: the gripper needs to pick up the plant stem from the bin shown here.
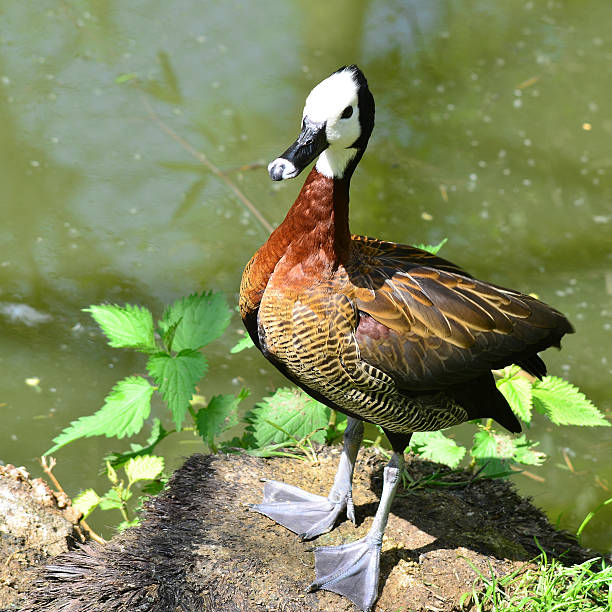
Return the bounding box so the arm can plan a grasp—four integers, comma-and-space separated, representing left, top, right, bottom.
38, 456, 106, 545
328, 409, 337, 429
187, 405, 198, 421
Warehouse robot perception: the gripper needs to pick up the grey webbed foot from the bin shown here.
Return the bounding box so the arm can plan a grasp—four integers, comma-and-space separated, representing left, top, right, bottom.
308, 452, 405, 611
308, 536, 381, 612
250, 479, 352, 540
251, 417, 364, 540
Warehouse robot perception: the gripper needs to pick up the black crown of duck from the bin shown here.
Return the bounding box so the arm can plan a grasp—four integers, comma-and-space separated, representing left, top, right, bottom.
240, 65, 573, 611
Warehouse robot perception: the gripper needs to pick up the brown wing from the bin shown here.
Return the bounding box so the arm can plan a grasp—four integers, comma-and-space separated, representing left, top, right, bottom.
348, 236, 573, 390
350, 234, 471, 279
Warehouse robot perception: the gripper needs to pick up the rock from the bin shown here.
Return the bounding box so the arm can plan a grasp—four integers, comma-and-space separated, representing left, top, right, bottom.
0, 464, 85, 610
15, 447, 592, 611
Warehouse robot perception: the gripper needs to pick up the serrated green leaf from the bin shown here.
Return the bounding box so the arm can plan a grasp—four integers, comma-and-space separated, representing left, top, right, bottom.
410, 431, 466, 468
496, 365, 521, 381
218, 436, 250, 452
532, 376, 609, 427
472, 429, 498, 459
512, 435, 546, 466
230, 334, 255, 353
471, 428, 515, 476
497, 372, 533, 423
195, 390, 246, 448
45, 376, 154, 455
473, 429, 516, 460
98, 488, 125, 511
145, 419, 167, 446
160, 291, 231, 352
106, 460, 119, 485
117, 518, 140, 531
72, 489, 101, 519
411, 238, 448, 255
141, 480, 165, 496
147, 350, 208, 430
472, 427, 546, 475
161, 319, 181, 352
245, 388, 330, 447
124, 455, 165, 485
84, 304, 156, 352
105, 419, 170, 469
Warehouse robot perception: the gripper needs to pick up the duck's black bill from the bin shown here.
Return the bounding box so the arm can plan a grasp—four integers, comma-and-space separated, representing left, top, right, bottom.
268, 119, 328, 181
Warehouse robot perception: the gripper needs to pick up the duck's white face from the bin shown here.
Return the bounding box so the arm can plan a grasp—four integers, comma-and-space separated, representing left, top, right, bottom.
303, 69, 361, 149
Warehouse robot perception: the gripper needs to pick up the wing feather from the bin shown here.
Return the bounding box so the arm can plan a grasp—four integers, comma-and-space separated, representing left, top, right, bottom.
349, 236, 573, 390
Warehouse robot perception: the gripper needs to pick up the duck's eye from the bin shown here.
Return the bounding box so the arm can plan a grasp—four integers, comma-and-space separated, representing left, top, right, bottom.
341, 106, 353, 119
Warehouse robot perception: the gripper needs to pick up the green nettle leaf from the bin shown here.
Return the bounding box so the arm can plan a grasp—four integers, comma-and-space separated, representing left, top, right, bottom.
245, 388, 331, 447
160, 291, 231, 352
532, 376, 610, 427
105, 419, 171, 469
106, 460, 119, 485
195, 390, 246, 447
230, 334, 255, 353
117, 518, 140, 531
72, 489, 101, 519
141, 480, 165, 496
161, 320, 181, 353
45, 376, 155, 455
124, 455, 165, 485
412, 238, 448, 255
84, 304, 156, 352
473, 429, 517, 460
218, 436, 249, 452
472, 428, 546, 475
147, 350, 208, 430
410, 431, 466, 468
471, 428, 516, 476
98, 488, 125, 511
472, 429, 498, 460
512, 435, 546, 466
145, 418, 168, 446
496, 369, 533, 423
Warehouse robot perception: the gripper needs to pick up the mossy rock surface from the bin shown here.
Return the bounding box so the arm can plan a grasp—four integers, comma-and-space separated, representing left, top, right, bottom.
7, 448, 593, 611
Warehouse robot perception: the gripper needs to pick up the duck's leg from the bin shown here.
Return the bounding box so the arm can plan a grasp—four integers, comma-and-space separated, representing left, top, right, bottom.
307, 450, 405, 612
251, 416, 364, 540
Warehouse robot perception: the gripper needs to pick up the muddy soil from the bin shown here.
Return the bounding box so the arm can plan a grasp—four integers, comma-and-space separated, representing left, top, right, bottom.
3, 448, 594, 611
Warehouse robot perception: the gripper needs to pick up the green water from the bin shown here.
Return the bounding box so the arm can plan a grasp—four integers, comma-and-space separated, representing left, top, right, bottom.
1, 1, 610, 549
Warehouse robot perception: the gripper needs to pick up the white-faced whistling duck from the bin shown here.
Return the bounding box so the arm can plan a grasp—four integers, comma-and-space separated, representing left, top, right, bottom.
239, 65, 573, 611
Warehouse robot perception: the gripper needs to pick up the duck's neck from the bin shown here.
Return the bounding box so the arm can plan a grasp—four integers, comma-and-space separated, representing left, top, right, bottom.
316, 147, 365, 183
282, 167, 351, 264
240, 168, 350, 320
316, 148, 356, 180
262, 167, 351, 275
